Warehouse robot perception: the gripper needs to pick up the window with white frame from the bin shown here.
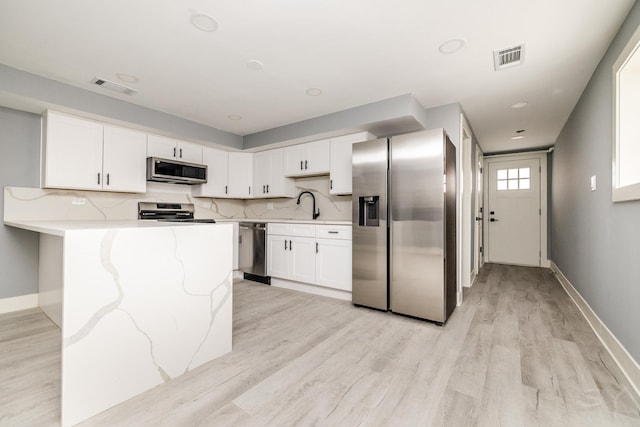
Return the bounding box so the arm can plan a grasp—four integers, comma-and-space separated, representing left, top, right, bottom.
496, 167, 530, 191
613, 24, 640, 202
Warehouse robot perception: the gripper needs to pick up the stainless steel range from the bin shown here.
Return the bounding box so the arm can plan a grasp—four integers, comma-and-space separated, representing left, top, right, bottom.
138, 202, 216, 223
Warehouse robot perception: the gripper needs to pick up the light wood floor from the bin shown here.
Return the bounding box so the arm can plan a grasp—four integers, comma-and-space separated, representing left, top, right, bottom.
1, 264, 639, 426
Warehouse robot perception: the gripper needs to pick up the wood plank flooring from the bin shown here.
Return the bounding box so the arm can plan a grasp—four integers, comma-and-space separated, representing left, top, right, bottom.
1, 263, 639, 426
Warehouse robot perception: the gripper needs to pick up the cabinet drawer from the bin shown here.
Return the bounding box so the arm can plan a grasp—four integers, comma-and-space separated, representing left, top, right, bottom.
315, 225, 351, 240
268, 223, 316, 238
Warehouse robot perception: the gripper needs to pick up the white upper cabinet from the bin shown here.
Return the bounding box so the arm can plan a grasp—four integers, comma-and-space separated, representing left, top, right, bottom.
329, 132, 375, 195
102, 125, 147, 193
253, 151, 271, 198
192, 146, 229, 198
228, 152, 253, 198
147, 134, 203, 164
253, 148, 295, 198
284, 139, 330, 177
43, 111, 146, 193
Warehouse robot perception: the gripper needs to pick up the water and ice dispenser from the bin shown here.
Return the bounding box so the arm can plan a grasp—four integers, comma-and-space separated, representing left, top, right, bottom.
358, 196, 380, 227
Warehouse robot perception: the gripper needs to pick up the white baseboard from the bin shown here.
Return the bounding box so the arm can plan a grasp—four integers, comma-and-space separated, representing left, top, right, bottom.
550, 261, 640, 398
0, 293, 38, 314
541, 258, 551, 268
271, 278, 352, 302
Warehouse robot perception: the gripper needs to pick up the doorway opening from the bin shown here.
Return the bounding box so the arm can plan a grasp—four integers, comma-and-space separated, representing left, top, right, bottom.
484, 152, 549, 267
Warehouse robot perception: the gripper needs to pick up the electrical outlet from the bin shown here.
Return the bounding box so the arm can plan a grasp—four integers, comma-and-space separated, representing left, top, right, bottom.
590, 175, 597, 191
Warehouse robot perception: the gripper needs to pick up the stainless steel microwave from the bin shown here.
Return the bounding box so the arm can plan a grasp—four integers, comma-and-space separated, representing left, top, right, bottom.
146, 157, 208, 185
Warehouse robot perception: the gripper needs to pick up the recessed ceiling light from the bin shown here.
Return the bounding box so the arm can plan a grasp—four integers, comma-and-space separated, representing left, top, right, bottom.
228, 114, 242, 120
510, 101, 529, 109
306, 88, 322, 96
246, 60, 264, 71
438, 39, 465, 54
116, 73, 139, 84
190, 13, 218, 32
511, 136, 525, 140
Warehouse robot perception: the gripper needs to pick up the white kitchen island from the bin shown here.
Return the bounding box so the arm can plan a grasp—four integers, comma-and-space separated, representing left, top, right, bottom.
4, 220, 233, 426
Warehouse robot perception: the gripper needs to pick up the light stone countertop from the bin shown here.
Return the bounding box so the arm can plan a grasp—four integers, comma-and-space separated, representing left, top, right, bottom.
3, 219, 227, 237
215, 218, 351, 225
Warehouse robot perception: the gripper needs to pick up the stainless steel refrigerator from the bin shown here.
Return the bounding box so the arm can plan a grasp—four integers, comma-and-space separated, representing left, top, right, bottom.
352, 128, 457, 324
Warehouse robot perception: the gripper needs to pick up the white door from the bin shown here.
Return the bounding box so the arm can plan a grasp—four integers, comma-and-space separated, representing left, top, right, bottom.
102, 125, 147, 193
284, 145, 307, 176
305, 139, 331, 174
267, 235, 289, 279
315, 238, 352, 291
253, 151, 271, 198
289, 236, 316, 283
147, 134, 178, 159
44, 112, 104, 191
487, 158, 540, 266
329, 139, 352, 195
228, 152, 253, 198
193, 147, 228, 197
177, 141, 203, 163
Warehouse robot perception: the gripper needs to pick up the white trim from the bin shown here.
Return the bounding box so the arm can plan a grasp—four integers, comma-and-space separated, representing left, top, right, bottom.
551, 261, 640, 398
460, 113, 473, 296
484, 152, 549, 267
0, 293, 38, 314
473, 147, 485, 279
271, 278, 352, 301
612, 24, 640, 203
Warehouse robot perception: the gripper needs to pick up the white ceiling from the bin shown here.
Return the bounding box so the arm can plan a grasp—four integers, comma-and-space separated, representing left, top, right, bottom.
0, 0, 635, 153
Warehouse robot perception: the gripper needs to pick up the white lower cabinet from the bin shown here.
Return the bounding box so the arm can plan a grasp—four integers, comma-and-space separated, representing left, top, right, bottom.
289, 236, 316, 284
315, 238, 352, 291
267, 223, 351, 292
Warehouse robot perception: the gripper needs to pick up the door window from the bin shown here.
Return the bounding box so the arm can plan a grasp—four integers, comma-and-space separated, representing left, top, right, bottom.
496, 167, 530, 191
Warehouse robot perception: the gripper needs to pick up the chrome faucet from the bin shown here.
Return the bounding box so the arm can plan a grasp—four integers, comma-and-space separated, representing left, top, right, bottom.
296, 191, 320, 220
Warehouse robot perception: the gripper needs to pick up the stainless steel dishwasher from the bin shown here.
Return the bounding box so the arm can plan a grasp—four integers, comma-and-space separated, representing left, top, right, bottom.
238, 222, 270, 284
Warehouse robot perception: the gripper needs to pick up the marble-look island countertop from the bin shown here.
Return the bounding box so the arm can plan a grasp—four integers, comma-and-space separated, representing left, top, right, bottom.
3, 219, 219, 236
216, 218, 351, 225
4, 219, 233, 426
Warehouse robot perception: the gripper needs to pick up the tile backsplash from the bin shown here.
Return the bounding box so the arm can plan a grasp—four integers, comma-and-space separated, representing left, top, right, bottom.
3, 176, 351, 222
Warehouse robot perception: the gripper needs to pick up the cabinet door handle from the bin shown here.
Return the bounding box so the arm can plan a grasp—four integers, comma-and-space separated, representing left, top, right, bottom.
266, 184, 269, 193
316, 242, 319, 253
263, 185, 266, 194
330, 179, 333, 190
97, 173, 101, 185
249, 186, 251, 195
328, 231, 338, 234
225, 185, 228, 194
106, 173, 110, 186
305, 160, 308, 170
173, 147, 176, 157
285, 240, 288, 250
289, 240, 292, 250
179, 148, 183, 158
300, 160, 303, 170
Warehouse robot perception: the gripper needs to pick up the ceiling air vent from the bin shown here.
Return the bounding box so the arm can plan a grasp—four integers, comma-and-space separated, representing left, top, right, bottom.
494, 44, 525, 71
91, 77, 137, 95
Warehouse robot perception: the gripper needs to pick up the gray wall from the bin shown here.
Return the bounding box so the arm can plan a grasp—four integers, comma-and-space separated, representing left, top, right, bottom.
0, 65, 243, 150
552, 2, 640, 362
0, 107, 40, 298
